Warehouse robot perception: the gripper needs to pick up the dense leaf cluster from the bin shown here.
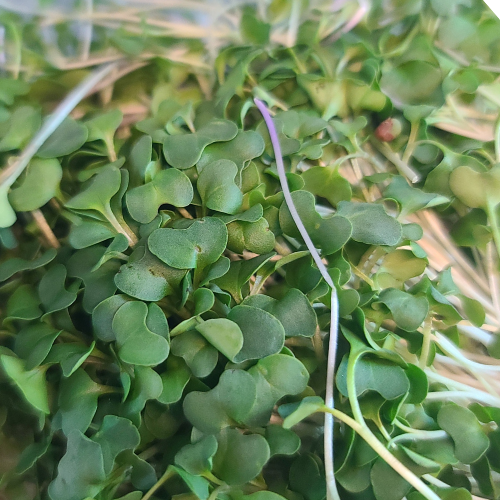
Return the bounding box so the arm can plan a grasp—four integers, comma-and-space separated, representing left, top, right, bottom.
1, 1, 500, 500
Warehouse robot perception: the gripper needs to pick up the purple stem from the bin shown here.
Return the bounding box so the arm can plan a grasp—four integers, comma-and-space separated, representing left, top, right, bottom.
254, 97, 340, 500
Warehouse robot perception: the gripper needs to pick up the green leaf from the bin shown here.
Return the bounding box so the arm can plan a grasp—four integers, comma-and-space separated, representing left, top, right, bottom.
240, 7, 270, 44
195, 318, 244, 361
281, 396, 325, 429
289, 453, 326, 500
212, 252, 275, 302
123, 366, 163, 422
92, 294, 129, 342
280, 191, 352, 255
149, 217, 228, 270
112, 301, 170, 366
170, 330, 218, 378
5, 284, 42, 321
38, 264, 78, 315
337, 201, 402, 246
85, 109, 122, 147
115, 244, 186, 301
0, 184, 16, 228
459, 294, 485, 327
69, 219, 116, 249
265, 425, 300, 456
92, 415, 140, 474
16, 437, 52, 474
193, 287, 215, 315
48, 430, 106, 500
57, 368, 102, 434
45, 342, 95, 377
0, 78, 30, 105
449, 164, 500, 210
163, 119, 238, 169
158, 356, 191, 404
197, 130, 265, 171
302, 166, 352, 207
246, 354, 310, 425
126, 168, 193, 223
65, 165, 122, 217
9, 158, 62, 212
227, 217, 275, 254
171, 465, 210, 500
37, 116, 88, 158
437, 403, 489, 464
228, 305, 285, 362
243, 288, 317, 338
175, 435, 218, 475
380, 61, 443, 107
213, 427, 270, 485
14, 323, 60, 370
0, 355, 49, 414
183, 369, 257, 434
0, 106, 41, 152
67, 246, 119, 313
376, 250, 427, 288
378, 288, 429, 331
0, 248, 56, 281
336, 355, 410, 400
197, 159, 243, 214
384, 176, 449, 217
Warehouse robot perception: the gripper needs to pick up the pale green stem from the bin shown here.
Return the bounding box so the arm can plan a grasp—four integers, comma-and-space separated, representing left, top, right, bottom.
142, 467, 176, 500
388, 430, 448, 449
419, 317, 433, 369
495, 117, 500, 163
486, 201, 500, 261
203, 471, 225, 486
103, 206, 138, 246
402, 121, 420, 164
373, 140, 421, 183
322, 407, 442, 500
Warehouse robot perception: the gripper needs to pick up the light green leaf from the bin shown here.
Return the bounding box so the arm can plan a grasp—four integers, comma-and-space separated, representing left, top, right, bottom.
112, 301, 170, 366
37, 116, 88, 158
0, 355, 49, 414
183, 369, 257, 434
175, 435, 218, 475
213, 427, 270, 485
9, 158, 62, 212
337, 201, 402, 246
149, 217, 228, 270
195, 318, 243, 361
197, 159, 243, 215
228, 305, 285, 362
126, 168, 193, 223
438, 403, 489, 464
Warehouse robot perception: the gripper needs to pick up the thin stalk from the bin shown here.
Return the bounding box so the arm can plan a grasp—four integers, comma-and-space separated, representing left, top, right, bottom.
388, 430, 447, 449
371, 140, 421, 183
31, 209, 60, 248
495, 116, 500, 163
487, 202, 500, 262
425, 390, 500, 406
323, 407, 442, 500
419, 317, 432, 369
254, 98, 340, 500
103, 206, 138, 246
402, 121, 420, 164
142, 467, 176, 500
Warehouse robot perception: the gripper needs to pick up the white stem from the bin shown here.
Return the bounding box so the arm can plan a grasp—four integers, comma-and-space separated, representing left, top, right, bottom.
0, 62, 119, 189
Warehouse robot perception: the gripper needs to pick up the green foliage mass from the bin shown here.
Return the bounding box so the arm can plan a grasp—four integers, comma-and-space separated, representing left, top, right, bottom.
0, 1, 499, 500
